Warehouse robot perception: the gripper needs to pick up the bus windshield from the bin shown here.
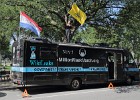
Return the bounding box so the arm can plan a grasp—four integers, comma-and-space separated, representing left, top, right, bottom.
124, 51, 136, 67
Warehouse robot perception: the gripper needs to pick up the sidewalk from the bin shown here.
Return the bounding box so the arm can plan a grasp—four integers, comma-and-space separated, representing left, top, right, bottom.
0, 80, 17, 91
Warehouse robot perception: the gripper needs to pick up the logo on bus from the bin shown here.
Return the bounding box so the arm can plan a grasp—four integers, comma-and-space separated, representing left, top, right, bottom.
30, 46, 36, 59
79, 48, 86, 57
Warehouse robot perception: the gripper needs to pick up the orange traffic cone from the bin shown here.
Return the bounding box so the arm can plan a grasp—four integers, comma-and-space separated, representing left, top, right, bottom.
22, 89, 29, 98
108, 82, 115, 89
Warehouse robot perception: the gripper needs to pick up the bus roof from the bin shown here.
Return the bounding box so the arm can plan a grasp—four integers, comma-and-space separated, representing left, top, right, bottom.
58, 43, 124, 51
22, 37, 124, 51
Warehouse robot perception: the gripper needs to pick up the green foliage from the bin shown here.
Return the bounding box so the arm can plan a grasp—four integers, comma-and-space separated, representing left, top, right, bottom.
1, 0, 115, 42
1, 0, 140, 61
0, 33, 9, 52
5, 66, 11, 71
73, 27, 100, 44
115, 0, 140, 60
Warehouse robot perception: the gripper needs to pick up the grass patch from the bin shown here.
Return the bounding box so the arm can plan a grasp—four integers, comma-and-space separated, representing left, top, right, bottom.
5, 66, 11, 71
0, 66, 11, 71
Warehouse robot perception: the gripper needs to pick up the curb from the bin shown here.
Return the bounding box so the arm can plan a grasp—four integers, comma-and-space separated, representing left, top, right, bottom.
0, 86, 17, 91
0, 81, 18, 91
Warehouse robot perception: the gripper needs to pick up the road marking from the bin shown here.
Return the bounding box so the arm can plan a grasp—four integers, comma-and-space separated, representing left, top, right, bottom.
18, 88, 109, 100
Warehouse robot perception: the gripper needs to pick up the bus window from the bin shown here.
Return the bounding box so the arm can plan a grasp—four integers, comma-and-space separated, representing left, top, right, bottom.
124, 56, 127, 62
13, 46, 20, 65
124, 52, 136, 67
13, 46, 17, 64
107, 53, 114, 62
117, 53, 122, 64
128, 54, 134, 64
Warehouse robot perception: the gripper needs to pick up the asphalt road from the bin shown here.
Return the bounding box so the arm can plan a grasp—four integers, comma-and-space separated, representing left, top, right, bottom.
0, 83, 140, 100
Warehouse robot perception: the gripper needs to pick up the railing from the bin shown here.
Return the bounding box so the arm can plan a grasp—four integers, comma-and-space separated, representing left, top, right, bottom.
0, 71, 10, 81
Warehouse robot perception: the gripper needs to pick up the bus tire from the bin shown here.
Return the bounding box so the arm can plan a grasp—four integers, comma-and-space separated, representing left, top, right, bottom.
70, 78, 81, 90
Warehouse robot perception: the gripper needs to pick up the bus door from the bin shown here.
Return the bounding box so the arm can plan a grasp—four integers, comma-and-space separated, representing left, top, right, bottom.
107, 52, 115, 80
107, 52, 123, 80
116, 53, 124, 80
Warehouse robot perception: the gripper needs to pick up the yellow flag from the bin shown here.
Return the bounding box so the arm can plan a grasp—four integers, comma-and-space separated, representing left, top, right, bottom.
68, 3, 87, 25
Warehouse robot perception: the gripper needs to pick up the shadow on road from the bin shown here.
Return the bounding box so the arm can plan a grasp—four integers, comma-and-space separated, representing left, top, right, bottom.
0, 92, 7, 97
17, 82, 140, 95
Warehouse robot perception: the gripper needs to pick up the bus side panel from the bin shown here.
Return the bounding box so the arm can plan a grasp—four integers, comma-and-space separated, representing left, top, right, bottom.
11, 41, 24, 84
57, 46, 108, 85
23, 41, 59, 85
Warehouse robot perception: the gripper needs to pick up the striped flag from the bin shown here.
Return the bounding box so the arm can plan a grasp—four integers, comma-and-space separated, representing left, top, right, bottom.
20, 11, 42, 37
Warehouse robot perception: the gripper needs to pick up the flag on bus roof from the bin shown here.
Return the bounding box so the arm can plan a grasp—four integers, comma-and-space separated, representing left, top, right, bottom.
68, 3, 87, 25
20, 11, 42, 37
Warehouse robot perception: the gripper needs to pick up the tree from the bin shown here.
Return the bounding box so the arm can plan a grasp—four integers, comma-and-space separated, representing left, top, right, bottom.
0, 33, 10, 65
114, 0, 140, 61
72, 27, 100, 44
1, 0, 116, 42
0, 0, 18, 65
1, 0, 140, 62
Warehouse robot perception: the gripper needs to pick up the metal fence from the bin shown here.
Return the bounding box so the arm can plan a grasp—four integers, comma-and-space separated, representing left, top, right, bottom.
0, 69, 10, 81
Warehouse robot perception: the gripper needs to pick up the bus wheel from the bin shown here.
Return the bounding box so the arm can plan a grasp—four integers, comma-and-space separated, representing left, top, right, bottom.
126, 76, 132, 85
70, 78, 81, 90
